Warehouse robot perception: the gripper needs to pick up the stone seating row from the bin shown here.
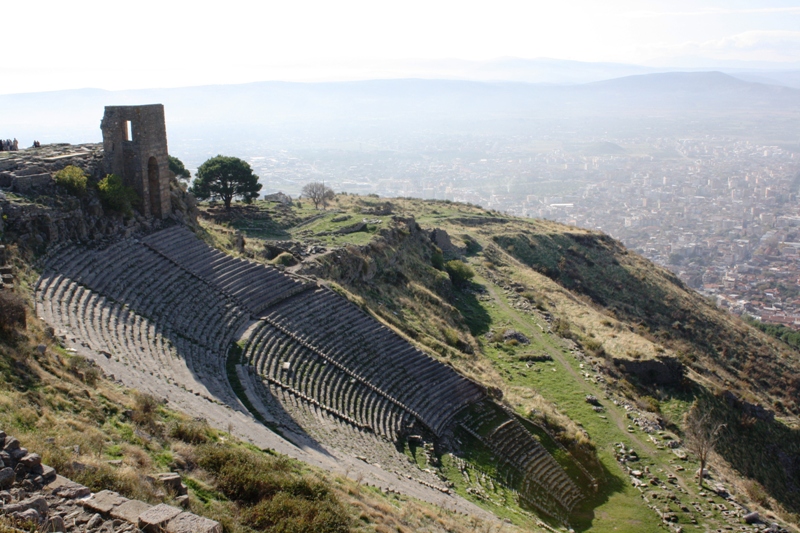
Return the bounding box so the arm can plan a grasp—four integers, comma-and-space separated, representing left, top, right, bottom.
139, 229, 485, 435
244, 313, 471, 437
242, 323, 410, 440
37, 278, 241, 405
262, 290, 485, 434
484, 418, 582, 514
143, 226, 307, 314
40, 241, 249, 358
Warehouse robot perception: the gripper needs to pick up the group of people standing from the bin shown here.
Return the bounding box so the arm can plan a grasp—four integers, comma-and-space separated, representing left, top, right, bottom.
0, 139, 19, 151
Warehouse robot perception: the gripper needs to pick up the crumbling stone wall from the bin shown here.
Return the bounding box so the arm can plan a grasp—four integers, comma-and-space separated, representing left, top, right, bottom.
613, 355, 684, 385
101, 105, 172, 219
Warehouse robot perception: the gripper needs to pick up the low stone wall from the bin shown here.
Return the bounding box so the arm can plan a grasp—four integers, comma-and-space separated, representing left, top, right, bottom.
0, 430, 220, 533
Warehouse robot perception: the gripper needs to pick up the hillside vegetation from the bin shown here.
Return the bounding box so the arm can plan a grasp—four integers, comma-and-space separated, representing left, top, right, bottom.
200, 194, 800, 532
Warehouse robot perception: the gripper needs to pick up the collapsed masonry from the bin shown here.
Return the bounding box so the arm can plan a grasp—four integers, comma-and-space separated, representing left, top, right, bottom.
0, 429, 220, 532
36, 225, 585, 521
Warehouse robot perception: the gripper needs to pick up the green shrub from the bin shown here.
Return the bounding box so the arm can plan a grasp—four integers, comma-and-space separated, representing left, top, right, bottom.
131, 392, 160, 427
197, 443, 293, 503
444, 260, 475, 287
243, 491, 350, 533
431, 248, 444, 270
583, 338, 606, 357
552, 318, 574, 340
463, 236, 482, 255
442, 327, 460, 347
67, 355, 100, 387
53, 165, 88, 196
743, 478, 770, 508
272, 252, 297, 267
168, 419, 213, 444
98, 174, 140, 216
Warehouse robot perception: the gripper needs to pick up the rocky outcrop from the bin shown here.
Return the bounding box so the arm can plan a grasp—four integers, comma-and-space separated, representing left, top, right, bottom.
429, 228, 465, 257
613, 355, 684, 385
0, 144, 199, 252
299, 216, 437, 287
0, 245, 11, 289
722, 390, 775, 422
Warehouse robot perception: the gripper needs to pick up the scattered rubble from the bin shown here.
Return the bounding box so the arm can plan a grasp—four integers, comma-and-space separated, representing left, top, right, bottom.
0, 430, 220, 533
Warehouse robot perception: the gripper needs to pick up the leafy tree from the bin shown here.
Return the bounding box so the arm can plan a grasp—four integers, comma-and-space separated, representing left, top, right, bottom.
301, 182, 334, 210
168, 155, 191, 180
444, 260, 475, 287
191, 155, 262, 210
53, 165, 88, 196
98, 174, 140, 216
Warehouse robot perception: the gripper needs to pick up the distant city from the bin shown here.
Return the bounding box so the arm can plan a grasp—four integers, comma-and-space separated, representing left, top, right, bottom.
184, 134, 800, 329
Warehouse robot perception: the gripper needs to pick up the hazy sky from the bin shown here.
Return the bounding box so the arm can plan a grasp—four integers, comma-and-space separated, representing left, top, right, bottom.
3, 0, 800, 94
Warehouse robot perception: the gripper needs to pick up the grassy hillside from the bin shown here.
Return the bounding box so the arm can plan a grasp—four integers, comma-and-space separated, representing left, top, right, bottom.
201, 194, 800, 531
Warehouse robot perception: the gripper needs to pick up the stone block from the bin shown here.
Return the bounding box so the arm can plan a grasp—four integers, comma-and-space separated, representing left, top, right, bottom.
157, 472, 186, 495
111, 498, 152, 523
48, 475, 91, 499
19, 453, 41, 469
0, 467, 15, 489
166, 512, 222, 533
43, 515, 65, 532
3, 496, 48, 516
3, 436, 19, 452
81, 489, 128, 514
137, 503, 182, 532
39, 464, 56, 484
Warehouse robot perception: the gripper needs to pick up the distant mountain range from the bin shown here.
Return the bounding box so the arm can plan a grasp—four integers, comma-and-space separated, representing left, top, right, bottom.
3, 71, 799, 145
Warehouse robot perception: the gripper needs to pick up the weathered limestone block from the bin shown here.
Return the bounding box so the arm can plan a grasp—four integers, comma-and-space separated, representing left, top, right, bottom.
48, 475, 91, 499
156, 472, 187, 495
13, 166, 47, 177
166, 512, 223, 533
41, 464, 56, 484
335, 221, 366, 234
111, 499, 152, 523
81, 489, 128, 514
19, 453, 41, 469
43, 515, 65, 532
137, 503, 182, 532
2, 495, 48, 516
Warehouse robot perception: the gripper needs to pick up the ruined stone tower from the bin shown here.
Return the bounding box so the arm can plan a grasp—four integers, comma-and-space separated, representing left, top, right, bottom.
101, 105, 171, 219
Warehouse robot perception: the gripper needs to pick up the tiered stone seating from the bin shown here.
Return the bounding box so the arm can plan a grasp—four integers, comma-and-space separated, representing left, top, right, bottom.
242, 321, 411, 441
34, 226, 584, 521
142, 226, 309, 314
35, 236, 252, 410
261, 288, 485, 435
457, 402, 582, 522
